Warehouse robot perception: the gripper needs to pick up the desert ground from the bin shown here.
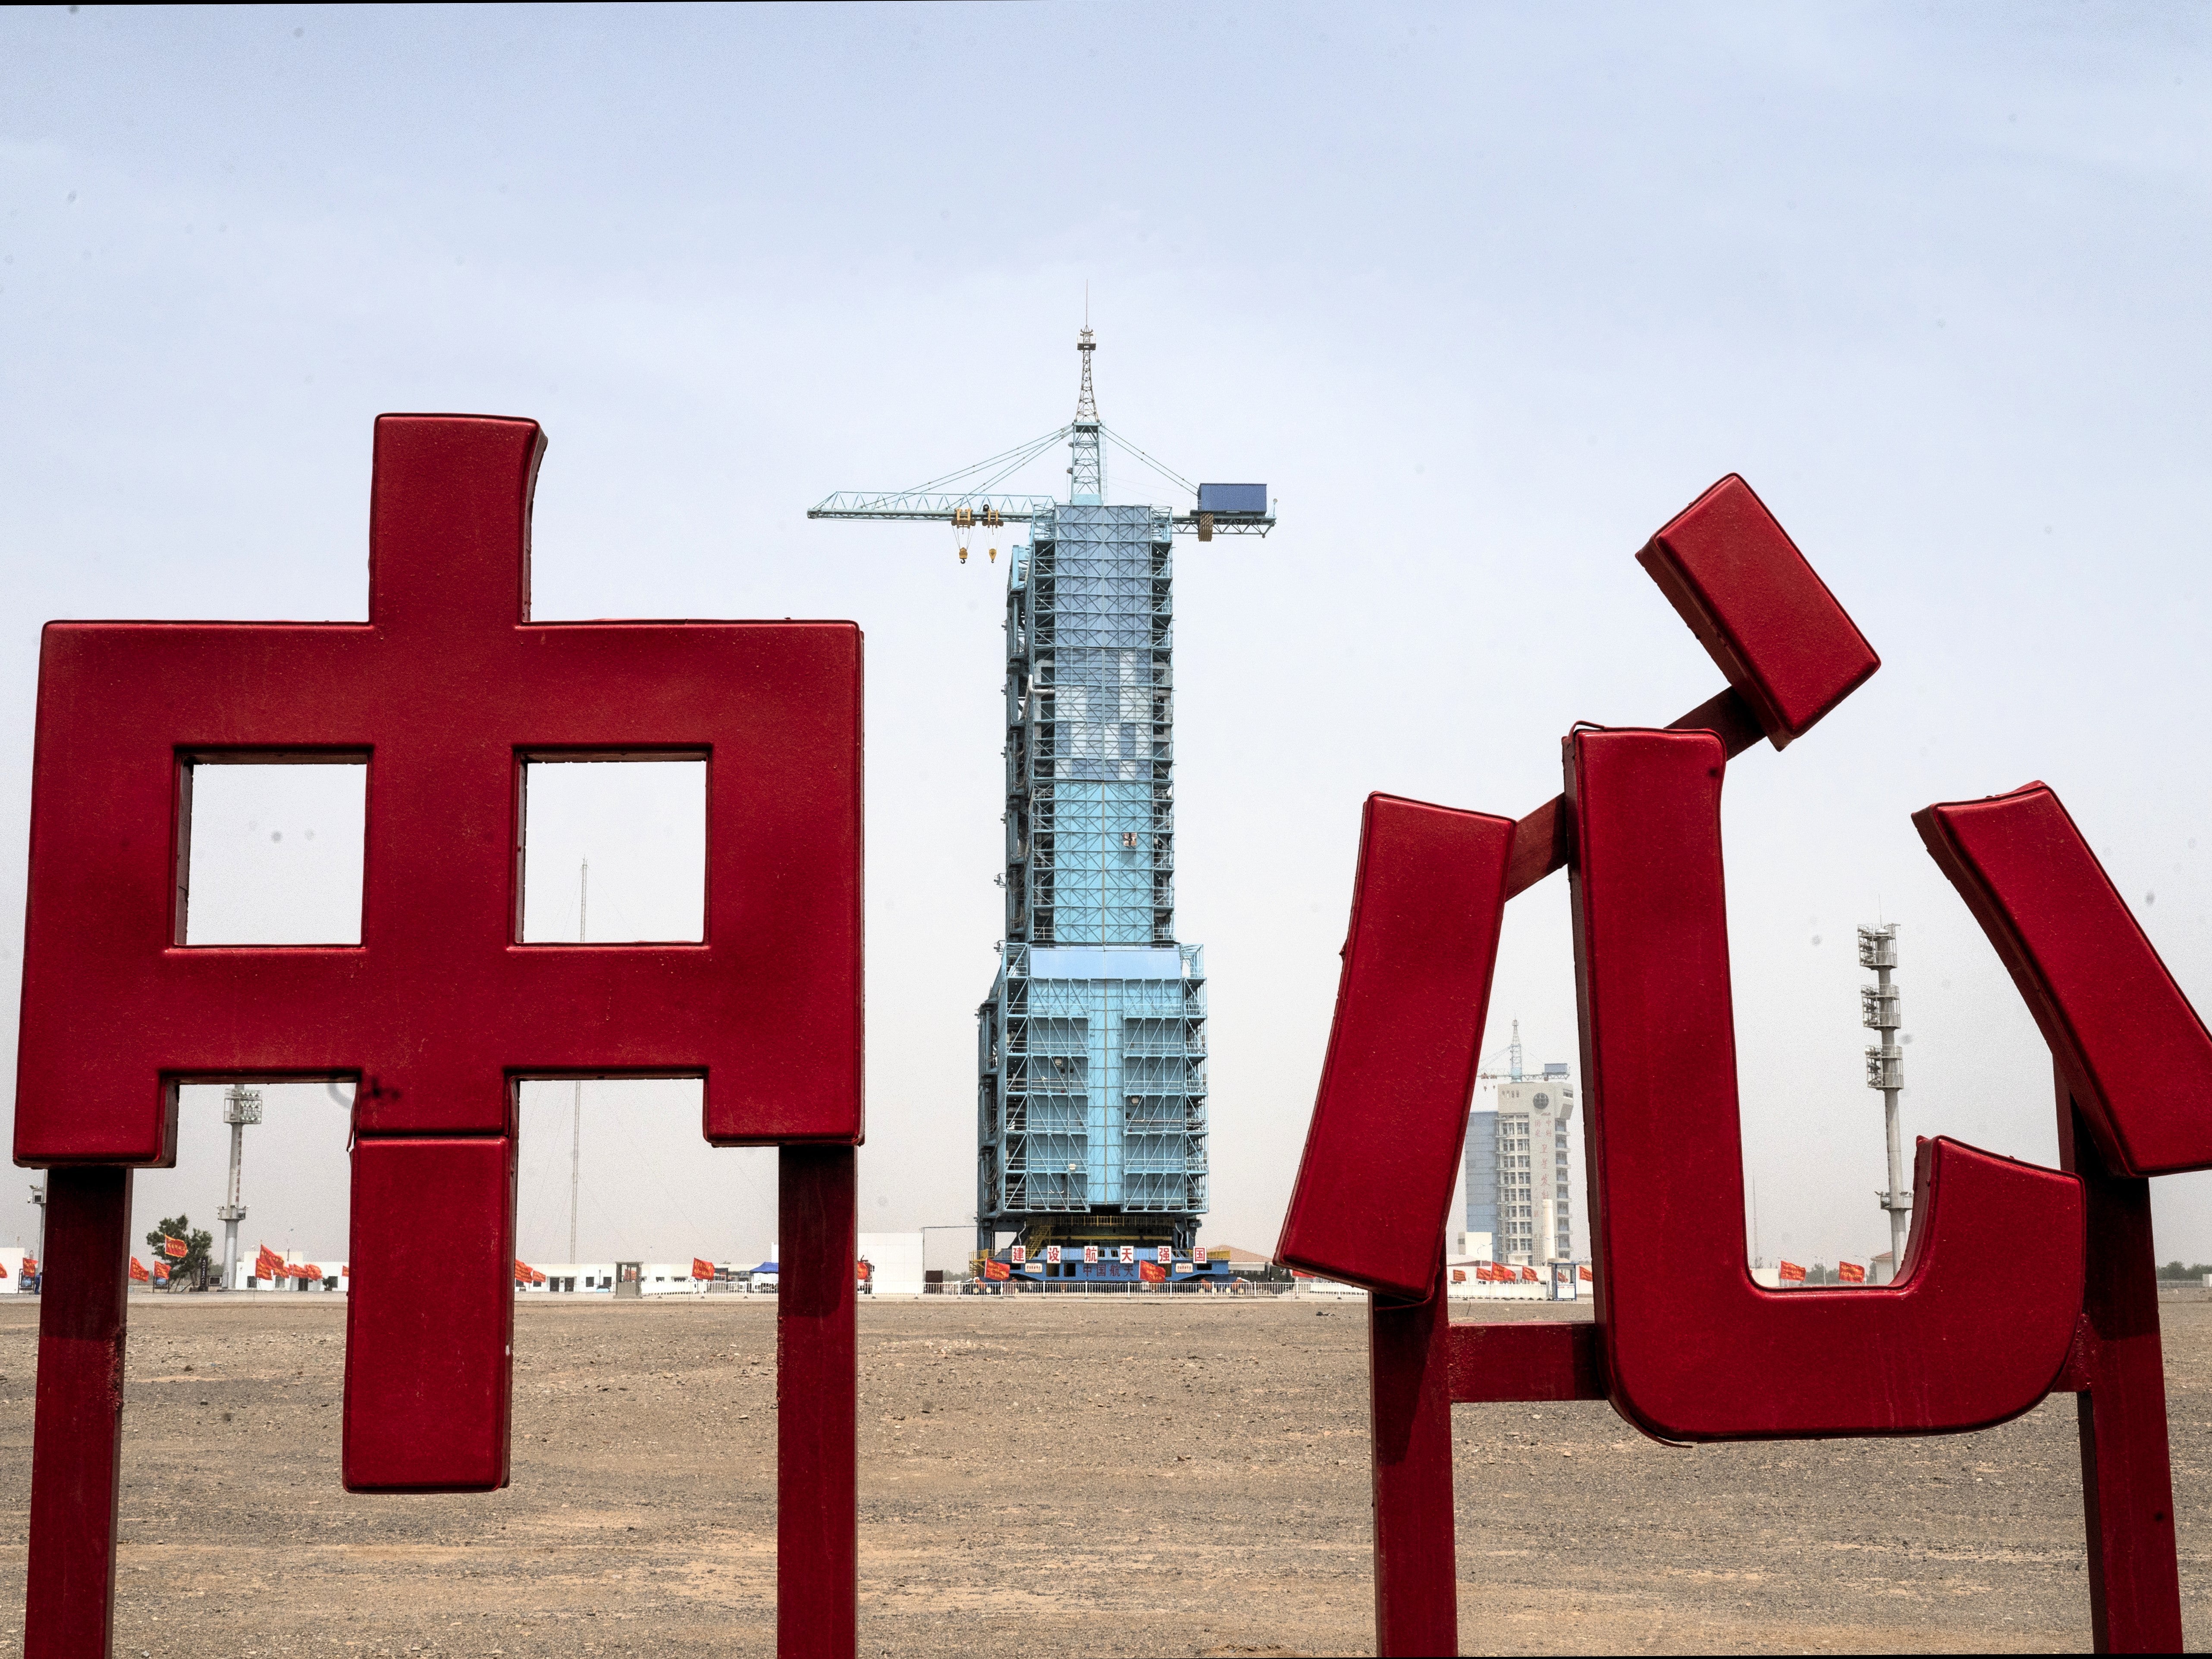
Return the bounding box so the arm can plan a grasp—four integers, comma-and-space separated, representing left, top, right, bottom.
0, 1290, 2206, 1657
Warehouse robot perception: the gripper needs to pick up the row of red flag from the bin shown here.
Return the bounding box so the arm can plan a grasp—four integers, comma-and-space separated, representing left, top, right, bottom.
254, 1244, 326, 1281
1465, 1262, 1595, 1284
1776, 1260, 1868, 1284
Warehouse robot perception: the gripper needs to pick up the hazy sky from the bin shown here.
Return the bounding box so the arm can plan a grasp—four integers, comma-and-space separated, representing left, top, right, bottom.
3, 4, 2209, 1274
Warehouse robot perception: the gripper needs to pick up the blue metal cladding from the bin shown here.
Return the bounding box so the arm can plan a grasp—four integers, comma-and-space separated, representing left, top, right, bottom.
1196, 482, 1267, 515
977, 500, 1208, 1247
1464, 1110, 1499, 1242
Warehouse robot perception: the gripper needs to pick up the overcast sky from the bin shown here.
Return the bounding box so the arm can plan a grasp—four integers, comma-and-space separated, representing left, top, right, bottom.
3, 4, 2209, 1274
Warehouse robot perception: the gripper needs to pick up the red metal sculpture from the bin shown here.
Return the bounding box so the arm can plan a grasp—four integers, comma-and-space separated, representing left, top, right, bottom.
16, 415, 863, 1658
1918, 781, 2212, 1649
1569, 725, 2084, 1442
1279, 475, 2187, 1654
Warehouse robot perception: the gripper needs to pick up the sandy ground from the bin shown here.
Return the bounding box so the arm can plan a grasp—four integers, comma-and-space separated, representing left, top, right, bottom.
0, 1290, 2206, 1657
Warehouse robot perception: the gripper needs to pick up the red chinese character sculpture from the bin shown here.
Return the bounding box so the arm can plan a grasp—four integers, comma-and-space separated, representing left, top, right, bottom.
1279, 475, 2181, 1656
16, 416, 863, 1659
1569, 724, 2083, 1442
1918, 781, 2212, 1650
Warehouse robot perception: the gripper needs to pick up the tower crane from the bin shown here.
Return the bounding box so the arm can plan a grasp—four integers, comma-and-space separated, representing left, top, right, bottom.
806, 325, 1276, 555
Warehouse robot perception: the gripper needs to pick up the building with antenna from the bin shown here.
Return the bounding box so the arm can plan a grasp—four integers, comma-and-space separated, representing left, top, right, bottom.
808, 326, 1273, 1263
1463, 1022, 1576, 1268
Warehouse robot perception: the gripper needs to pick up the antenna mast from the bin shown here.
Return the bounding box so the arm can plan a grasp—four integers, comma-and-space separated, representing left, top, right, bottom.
1070, 321, 1103, 504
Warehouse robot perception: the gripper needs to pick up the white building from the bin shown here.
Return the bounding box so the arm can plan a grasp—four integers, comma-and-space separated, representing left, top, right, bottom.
1463, 1062, 1576, 1268
858, 1232, 926, 1297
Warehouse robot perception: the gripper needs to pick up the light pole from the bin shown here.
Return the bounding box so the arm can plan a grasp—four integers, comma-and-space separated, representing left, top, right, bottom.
216, 1085, 263, 1290
1858, 925, 1910, 1278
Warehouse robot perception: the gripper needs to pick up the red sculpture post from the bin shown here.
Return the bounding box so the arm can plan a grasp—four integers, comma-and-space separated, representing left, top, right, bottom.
2061, 1084, 2183, 1651
15, 415, 864, 1656
779, 1145, 859, 1659
1367, 1244, 1456, 1657
24, 1169, 133, 1655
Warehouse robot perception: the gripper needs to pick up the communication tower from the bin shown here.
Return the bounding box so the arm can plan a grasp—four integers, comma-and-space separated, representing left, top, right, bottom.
1860, 923, 1911, 1277
216, 1084, 261, 1291
809, 326, 1274, 1261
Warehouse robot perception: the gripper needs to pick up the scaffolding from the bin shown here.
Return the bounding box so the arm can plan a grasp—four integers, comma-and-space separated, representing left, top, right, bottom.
979, 497, 1205, 1254
802, 325, 1264, 1263
977, 944, 1209, 1254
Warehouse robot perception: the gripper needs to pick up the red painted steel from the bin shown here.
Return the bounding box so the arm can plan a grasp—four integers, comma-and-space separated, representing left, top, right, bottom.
1916, 783, 2212, 1178
2056, 1082, 2185, 1652
1277, 796, 1514, 1299
779, 1145, 857, 1659
1634, 474, 1880, 748
25, 1167, 132, 1659
1915, 780, 2199, 1646
1568, 725, 2085, 1439
1446, 1321, 1604, 1403
344, 1137, 517, 1491
16, 413, 863, 1163
1316, 477, 1894, 1653
16, 414, 866, 1650
1368, 1248, 1457, 1658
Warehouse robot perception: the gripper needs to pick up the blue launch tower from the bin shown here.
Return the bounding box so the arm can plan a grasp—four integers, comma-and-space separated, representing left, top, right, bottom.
809, 328, 1273, 1259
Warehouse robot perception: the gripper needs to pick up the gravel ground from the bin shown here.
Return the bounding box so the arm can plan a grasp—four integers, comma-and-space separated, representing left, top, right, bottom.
0, 1290, 2206, 1656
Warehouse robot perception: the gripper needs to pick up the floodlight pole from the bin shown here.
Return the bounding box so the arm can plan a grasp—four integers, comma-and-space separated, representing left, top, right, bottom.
1859, 925, 1910, 1276
216, 1085, 262, 1291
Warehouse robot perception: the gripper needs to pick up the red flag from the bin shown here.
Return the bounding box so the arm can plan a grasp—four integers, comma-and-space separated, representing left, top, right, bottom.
256, 1245, 285, 1280
1473, 1262, 1494, 1282
163, 1234, 188, 1259
1837, 1261, 1866, 1284
514, 1259, 533, 1284
300, 1264, 322, 1281
129, 1257, 150, 1283
1139, 1260, 1167, 1283
152, 1261, 169, 1283
1520, 1266, 1539, 1283
0, 1258, 9, 1279
1579, 1264, 1593, 1281
1778, 1260, 1807, 1283
984, 1259, 1011, 1281
692, 1258, 715, 1281
19, 1257, 33, 1276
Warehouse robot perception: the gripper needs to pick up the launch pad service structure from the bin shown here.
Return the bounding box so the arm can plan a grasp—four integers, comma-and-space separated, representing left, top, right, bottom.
810, 327, 1273, 1264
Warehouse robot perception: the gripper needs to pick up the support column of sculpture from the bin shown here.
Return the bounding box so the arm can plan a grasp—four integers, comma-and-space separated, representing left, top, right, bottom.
779, 1144, 858, 1659
2058, 1074, 2184, 1654
1368, 1241, 1457, 1657
25, 1166, 133, 1659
